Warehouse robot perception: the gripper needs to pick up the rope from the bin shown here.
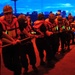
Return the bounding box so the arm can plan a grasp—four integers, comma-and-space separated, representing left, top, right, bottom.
0, 37, 31, 48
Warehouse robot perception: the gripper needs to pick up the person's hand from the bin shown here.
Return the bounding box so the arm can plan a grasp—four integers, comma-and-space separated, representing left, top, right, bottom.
34, 35, 39, 38
36, 35, 44, 38
29, 34, 35, 38
38, 35, 44, 38
46, 30, 53, 36
12, 40, 21, 45
11, 41, 17, 45
16, 39, 21, 44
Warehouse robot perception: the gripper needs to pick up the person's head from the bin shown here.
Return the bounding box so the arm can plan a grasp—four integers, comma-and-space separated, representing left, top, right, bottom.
63, 17, 67, 23
18, 14, 26, 20
57, 11, 61, 16
3, 5, 13, 23
26, 16, 31, 22
49, 13, 56, 23
68, 15, 74, 23
57, 16, 63, 24
26, 16, 32, 25
18, 14, 28, 28
37, 13, 44, 20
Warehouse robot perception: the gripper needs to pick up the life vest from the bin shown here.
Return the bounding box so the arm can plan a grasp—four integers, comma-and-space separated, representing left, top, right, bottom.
45, 18, 57, 31
33, 20, 44, 29
0, 16, 21, 39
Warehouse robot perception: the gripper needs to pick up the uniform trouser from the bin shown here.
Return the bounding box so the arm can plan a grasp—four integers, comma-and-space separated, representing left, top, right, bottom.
36, 37, 58, 63
2, 44, 21, 75
66, 31, 71, 49
59, 31, 67, 50
69, 31, 75, 43
20, 42, 36, 70
46, 33, 59, 62
36, 38, 47, 62
59, 31, 71, 50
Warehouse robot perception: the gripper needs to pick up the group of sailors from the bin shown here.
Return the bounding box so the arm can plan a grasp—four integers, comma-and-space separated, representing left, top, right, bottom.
0, 5, 75, 75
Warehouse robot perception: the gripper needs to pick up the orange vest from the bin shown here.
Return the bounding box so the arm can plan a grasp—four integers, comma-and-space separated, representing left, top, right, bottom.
45, 18, 56, 31
33, 20, 45, 29
0, 17, 21, 39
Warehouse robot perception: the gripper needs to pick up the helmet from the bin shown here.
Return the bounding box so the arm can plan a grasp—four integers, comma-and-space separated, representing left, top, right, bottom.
18, 14, 26, 20
49, 13, 56, 20
3, 5, 13, 14
37, 13, 44, 20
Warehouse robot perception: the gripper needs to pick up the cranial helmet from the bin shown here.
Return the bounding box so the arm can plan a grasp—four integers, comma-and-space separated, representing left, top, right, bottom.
3, 5, 13, 14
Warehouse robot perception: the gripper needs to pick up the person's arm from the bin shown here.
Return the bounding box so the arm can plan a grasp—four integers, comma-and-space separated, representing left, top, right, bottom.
34, 29, 44, 38
0, 22, 3, 39
45, 30, 53, 36
2, 32, 15, 41
2, 38, 12, 44
22, 28, 35, 38
2, 38, 17, 45
0, 40, 2, 55
2, 32, 20, 45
